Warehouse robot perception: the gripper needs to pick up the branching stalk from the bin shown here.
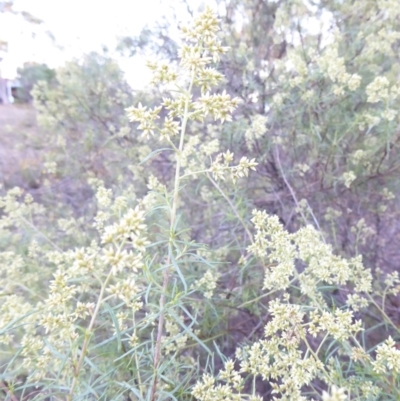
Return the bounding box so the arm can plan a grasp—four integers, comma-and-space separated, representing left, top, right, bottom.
150, 72, 195, 401
67, 269, 113, 401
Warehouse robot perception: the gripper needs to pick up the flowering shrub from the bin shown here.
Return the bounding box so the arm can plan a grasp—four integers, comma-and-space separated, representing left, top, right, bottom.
1, 4, 400, 401
215, 0, 400, 273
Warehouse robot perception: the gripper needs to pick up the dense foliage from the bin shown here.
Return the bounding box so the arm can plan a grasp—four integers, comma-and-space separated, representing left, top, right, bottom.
16, 62, 56, 103
1, 2, 400, 400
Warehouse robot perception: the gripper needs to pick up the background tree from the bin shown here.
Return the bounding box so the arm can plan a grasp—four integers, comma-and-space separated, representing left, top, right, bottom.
16, 62, 55, 103
120, 0, 400, 273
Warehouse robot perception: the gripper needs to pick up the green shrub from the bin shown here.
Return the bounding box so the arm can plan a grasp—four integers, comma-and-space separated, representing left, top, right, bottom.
16, 62, 56, 103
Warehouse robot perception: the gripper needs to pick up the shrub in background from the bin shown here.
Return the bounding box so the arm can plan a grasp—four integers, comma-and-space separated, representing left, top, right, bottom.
126, 0, 400, 274
16, 62, 56, 103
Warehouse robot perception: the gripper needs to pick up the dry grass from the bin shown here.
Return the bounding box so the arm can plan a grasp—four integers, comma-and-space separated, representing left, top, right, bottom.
0, 103, 38, 138
0, 104, 43, 190
0, 104, 94, 214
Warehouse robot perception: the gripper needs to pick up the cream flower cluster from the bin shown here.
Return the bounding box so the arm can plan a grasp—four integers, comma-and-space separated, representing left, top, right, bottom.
125, 6, 258, 199
210, 152, 258, 183
245, 114, 268, 151
247, 211, 373, 297
192, 209, 386, 400
125, 6, 240, 144
0, 181, 151, 385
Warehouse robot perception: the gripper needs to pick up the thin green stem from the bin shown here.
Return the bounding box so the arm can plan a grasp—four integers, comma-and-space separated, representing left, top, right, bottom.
150, 71, 195, 401
180, 168, 212, 180
132, 312, 143, 398
315, 332, 329, 356
67, 269, 113, 401
206, 173, 254, 243
238, 282, 294, 309
0, 381, 18, 401
366, 293, 400, 333
180, 164, 242, 181
20, 215, 62, 252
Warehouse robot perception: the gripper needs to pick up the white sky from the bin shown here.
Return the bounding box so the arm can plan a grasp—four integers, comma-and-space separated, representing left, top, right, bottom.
0, 0, 206, 88
0, 1, 331, 89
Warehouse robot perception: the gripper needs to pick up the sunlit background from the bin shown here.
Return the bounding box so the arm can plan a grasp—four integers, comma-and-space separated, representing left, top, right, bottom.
0, 0, 205, 88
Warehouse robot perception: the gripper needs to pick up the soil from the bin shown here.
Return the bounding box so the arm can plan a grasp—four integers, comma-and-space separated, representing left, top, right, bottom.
0, 104, 42, 189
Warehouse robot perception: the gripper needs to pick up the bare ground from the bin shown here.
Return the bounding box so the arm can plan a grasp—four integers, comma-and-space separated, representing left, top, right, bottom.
0, 104, 42, 189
